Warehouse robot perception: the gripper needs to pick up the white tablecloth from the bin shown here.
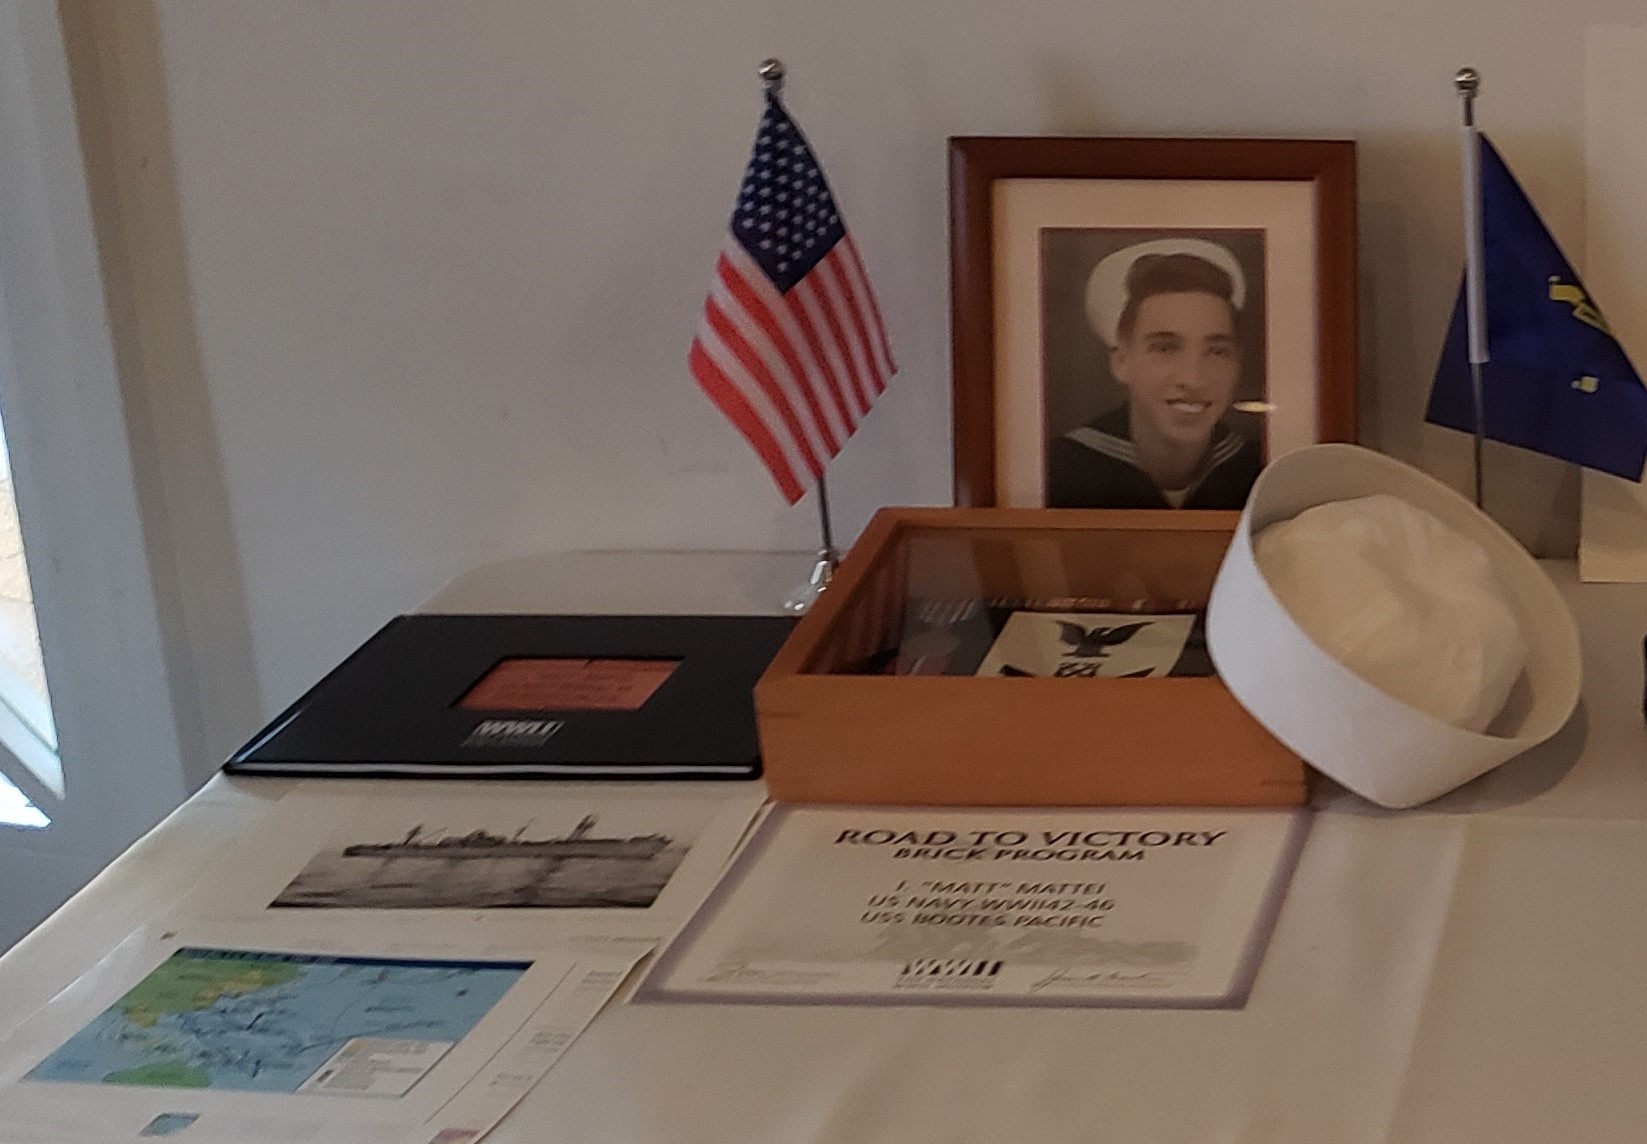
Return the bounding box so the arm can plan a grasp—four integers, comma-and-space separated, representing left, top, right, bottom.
4, 554, 1645, 1143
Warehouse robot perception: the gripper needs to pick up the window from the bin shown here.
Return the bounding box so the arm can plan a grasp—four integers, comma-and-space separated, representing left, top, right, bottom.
0, 410, 60, 809
0, 4, 197, 953
0, 771, 47, 829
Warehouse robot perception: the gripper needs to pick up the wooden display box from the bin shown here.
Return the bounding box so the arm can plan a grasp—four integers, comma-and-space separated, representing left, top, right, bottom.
755, 507, 1306, 806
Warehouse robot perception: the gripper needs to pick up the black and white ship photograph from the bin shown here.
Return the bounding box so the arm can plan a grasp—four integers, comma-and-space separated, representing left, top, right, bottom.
270, 802, 713, 910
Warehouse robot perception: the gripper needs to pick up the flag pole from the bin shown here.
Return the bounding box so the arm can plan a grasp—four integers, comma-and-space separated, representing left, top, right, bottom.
1456, 67, 1489, 509
760, 56, 843, 615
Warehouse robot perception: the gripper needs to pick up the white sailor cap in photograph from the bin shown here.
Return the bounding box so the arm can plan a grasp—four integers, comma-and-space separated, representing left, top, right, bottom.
1084, 237, 1248, 348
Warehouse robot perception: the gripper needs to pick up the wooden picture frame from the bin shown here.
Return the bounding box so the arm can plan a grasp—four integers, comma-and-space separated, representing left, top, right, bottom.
949, 136, 1357, 509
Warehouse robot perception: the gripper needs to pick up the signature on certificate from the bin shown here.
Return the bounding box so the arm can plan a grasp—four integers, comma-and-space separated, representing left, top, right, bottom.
705, 961, 838, 988
1028, 966, 1171, 993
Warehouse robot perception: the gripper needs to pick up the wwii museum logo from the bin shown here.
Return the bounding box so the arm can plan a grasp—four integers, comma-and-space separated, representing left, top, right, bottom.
462, 718, 564, 749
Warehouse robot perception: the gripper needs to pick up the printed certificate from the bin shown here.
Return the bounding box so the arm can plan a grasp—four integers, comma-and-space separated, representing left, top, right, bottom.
639, 805, 1307, 1008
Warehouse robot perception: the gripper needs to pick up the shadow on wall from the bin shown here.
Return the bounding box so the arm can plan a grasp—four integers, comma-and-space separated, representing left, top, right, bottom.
58, 0, 263, 787
0, 833, 103, 956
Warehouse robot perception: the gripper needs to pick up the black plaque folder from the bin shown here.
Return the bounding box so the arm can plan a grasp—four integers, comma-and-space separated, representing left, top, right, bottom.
223, 614, 795, 779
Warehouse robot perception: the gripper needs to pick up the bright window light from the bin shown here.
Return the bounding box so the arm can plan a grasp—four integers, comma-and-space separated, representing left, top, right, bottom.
0, 769, 47, 828
0, 410, 58, 797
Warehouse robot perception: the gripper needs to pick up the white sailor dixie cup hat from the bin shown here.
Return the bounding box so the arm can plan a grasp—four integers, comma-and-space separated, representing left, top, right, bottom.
1205, 444, 1582, 808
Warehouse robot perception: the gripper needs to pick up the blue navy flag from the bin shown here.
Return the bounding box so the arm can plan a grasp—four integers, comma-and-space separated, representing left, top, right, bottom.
1427, 133, 1647, 480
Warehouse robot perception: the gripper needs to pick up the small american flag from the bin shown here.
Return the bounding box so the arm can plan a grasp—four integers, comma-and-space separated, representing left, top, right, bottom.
690, 93, 895, 503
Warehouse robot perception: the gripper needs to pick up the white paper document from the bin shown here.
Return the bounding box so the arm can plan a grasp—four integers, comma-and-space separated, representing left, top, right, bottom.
0, 921, 645, 1143
178, 782, 764, 951
975, 611, 1197, 678
639, 806, 1307, 1008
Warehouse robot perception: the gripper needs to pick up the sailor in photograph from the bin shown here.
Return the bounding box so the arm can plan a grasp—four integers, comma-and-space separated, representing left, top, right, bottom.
1047, 238, 1261, 509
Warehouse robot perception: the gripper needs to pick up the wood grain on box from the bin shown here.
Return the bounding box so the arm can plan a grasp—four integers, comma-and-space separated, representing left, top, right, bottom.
756, 507, 1306, 807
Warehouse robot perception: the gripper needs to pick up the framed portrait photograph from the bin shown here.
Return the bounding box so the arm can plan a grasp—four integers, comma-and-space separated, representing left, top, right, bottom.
949, 136, 1357, 509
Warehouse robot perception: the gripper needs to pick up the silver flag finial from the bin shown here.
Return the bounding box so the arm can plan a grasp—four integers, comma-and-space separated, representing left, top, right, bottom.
1455, 68, 1480, 126
758, 58, 785, 96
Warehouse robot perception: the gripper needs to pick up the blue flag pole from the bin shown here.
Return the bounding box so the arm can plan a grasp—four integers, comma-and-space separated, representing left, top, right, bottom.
1456, 67, 1488, 508
1425, 97, 1647, 484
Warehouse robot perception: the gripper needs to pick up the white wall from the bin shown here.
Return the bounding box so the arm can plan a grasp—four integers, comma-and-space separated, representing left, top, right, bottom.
69, 1, 1641, 763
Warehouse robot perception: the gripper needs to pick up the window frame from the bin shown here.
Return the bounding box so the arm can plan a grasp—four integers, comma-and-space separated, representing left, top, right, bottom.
0, 3, 191, 874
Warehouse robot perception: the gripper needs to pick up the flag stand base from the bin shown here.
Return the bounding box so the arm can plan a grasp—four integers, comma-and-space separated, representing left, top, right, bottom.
782, 548, 840, 615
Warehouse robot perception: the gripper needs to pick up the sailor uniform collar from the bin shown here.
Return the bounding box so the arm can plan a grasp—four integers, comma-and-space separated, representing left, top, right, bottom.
1063, 406, 1247, 501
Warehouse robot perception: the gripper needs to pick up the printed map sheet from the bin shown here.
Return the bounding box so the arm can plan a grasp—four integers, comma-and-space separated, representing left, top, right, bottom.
27, 948, 528, 1097
0, 922, 645, 1143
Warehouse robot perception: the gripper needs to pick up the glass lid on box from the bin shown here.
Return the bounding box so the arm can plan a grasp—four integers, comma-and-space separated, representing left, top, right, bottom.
819, 522, 1228, 678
